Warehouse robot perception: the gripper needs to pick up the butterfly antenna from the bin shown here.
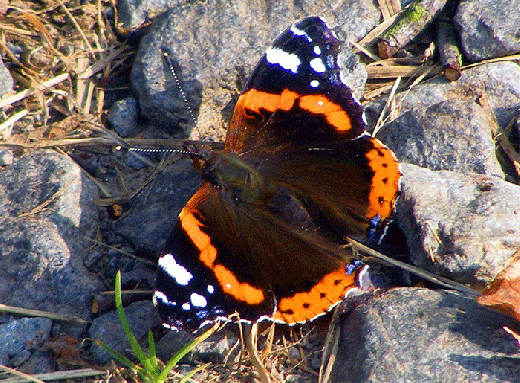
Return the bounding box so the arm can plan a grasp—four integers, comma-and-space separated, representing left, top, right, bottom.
162, 48, 197, 127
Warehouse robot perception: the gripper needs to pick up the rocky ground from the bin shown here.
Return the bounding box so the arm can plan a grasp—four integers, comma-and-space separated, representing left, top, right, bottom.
0, 0, 520, 382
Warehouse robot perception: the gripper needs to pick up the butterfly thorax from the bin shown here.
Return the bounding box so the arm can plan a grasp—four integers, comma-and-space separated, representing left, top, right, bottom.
202, 151, 274, 205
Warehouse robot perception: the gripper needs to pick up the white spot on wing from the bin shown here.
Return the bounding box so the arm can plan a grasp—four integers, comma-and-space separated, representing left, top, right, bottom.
290, 25, 312, 42
182, 302, 191, 311
159, 253, 193, 286
266, 47, 301, 73
153, 291, 175, 306
310, 80, 320, 88
314, 46, 321, 55
190, 293, 208, 308
310, 58, 326, 73
207, 285, 215, 294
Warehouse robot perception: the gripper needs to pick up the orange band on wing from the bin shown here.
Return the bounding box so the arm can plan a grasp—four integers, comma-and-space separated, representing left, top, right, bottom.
180, 207, 265, 305
272, 267, 356, 324
364, 139, 401, 222
237, 89, 353, 132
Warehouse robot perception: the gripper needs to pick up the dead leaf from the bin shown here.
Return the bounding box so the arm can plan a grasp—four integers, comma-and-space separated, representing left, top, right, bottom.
478, 250, 520, 321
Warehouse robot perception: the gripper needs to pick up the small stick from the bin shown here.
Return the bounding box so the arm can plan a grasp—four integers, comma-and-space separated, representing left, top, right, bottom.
0, 73, 70, 109
377, 0, 449, 58
437, 19, 462, 81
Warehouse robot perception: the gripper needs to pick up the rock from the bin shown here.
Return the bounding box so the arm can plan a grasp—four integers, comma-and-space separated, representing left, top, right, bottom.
396, 163, 520, 287
0, 149, 14, 166
372, 62, 520, 178
331, 288, 520, 383
368, 62, 520, 132
116, 0, 185, 32
155, 328, 194, 363
89, 300, 161, 364
106, 97, 140, 138
192, 331, 240, 364
0, 54, 14, 97
377, 97, 503, 177
0, 150, 103, 319
114, 158, 202, 256
0, 318, 52, 367
131, 0, 376, 135
454, 0, 520, 62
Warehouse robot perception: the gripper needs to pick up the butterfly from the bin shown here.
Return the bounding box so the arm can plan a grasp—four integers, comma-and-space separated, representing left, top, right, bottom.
153, 16, 400, 331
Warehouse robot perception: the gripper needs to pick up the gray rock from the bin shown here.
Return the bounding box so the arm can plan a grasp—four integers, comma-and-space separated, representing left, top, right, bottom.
372, 62, 520, 178
115, 158, 202, 256
0, 54, 14, 97
378, 97, 503, 177
0, 150, 103, 318
131, 0, 376, 135
331, 288, 520, 383
155, 328, 194, 363
116, 0, 185, 32
192, 331, 240, 363
17, 350, 54, 375
0, 318, 52, 366
397, 163, 520, 287
107, 97, 140, 138
368, 62, 520, 132
89, 300, 161, 364
0, 149, 14, 166
454, 0, 520, 62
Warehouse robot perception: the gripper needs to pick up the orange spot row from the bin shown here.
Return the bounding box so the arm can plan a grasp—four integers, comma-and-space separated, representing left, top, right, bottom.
272, 267, 356, 323
238, 89, 353, 132
364, 139, 401, 221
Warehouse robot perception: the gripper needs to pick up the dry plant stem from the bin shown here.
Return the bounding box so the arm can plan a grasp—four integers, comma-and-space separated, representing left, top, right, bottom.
242, 323, 272, 383
0, 364, 46, 383
377, 0, 449, 58
318, 306, 342, 383
356, 8, 404, 48
0, 368, 106, 383
478, 93, 520, 176
372, 76, 401, 136
365, 64, 427, 78
347, 239, 481, 297
0, 73, 69, 109
57, 0, 95, 55
377, 0, 401, 20
0, 110, 28, 139
0, 303, 86, 324
437, 19, 462, 81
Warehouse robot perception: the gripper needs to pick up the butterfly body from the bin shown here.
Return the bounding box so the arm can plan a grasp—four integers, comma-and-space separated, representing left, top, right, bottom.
153, 17, 400, 331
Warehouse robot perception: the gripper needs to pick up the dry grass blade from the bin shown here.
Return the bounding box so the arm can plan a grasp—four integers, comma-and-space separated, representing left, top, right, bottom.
318, 306, 342, 383
372, 76, 401, 136
0, 364, 46, 383
57, 0, 94, 55
0, 368, 106, 383
78, 44, 128, 79
17, 178, 74, 218
0, 73, 69, 109
477, 93, 520, 177
14, 8, 69, 66
356, 9, 403, 48
503, 327, 520, 347
0, 110, 28, 140
242, 323, 272, 383
0, 303, 86, 324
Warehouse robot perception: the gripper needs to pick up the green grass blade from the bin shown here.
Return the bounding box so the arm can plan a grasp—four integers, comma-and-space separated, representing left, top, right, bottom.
114, 271, 156, 374
178, 362, 211, 383
93, 338, 142, 373
147, 330, 158, 370
158, 322, 220, 383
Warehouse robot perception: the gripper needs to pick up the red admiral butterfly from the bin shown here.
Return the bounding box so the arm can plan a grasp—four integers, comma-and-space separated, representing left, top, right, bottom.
153, 17, 400, 331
